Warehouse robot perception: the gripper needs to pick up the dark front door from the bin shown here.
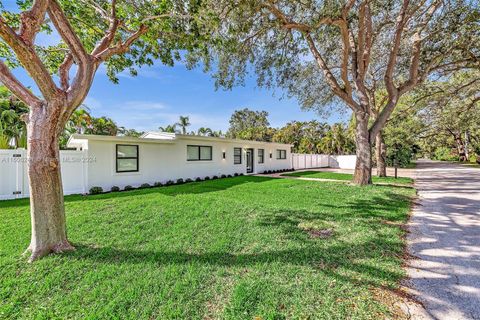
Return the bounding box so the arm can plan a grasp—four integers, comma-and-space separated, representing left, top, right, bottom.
246, 148, 254, 173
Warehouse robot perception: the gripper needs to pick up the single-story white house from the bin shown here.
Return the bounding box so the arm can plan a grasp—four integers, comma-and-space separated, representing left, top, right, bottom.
0, 132, 356, 200
66, 132, 294, 191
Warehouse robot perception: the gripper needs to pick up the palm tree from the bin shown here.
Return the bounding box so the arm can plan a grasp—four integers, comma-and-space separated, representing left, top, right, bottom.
0, 87, 29, 148
158, 124, 178, 133
197, 127, 213, 136
176, 116, 190, 134
68, 107, 92, 134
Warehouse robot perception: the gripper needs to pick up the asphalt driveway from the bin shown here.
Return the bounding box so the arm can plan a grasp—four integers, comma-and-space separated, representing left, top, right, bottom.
406, 160, 480, 319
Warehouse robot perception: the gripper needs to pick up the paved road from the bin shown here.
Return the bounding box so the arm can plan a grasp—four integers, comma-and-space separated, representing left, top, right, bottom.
406, 160, 480, 319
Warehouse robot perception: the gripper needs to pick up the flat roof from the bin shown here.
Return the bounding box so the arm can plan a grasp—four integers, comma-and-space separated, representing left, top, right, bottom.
67, 132, 293, 148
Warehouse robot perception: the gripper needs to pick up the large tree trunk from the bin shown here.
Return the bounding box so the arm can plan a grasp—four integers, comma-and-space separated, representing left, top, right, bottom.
375, 131, 387, 177
353, 113, 372, 185
454, 134, 466, 161
24, 106, 74, 262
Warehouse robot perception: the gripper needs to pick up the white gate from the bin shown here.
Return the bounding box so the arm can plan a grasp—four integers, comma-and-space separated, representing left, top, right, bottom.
0, 149, 88, 200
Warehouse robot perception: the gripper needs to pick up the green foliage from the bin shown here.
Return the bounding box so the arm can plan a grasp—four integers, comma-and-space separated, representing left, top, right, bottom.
110, 186, 120, 192
176, 116, 191, 135
382, 94, 424, 167
273, 120, 354, 154
416, 71, 480, 161
433, 147, 459, 162
0, 86, 29, 149
227, 108, 272, 141
0, 176, 414, 319
1, 1, 206, 84
89, 186, 103, 195
158, 124, 178, 133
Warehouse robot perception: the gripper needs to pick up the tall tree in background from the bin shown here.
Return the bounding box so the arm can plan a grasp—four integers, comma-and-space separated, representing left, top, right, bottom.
68, 107, 92, 134
176, 115, 191, 134
0, 0, 200, 261
202, 0, 479, 184
85, 116, 119, 136
227, 108, 273, 141
418, 71, 480, 161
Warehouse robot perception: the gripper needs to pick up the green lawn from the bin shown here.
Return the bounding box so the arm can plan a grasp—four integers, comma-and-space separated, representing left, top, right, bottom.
282, 171, 414, 185
0, 176, 415, 319
460, 162, 480, 168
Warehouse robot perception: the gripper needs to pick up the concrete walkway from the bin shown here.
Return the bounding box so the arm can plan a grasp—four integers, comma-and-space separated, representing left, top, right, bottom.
405, 160, 480, 320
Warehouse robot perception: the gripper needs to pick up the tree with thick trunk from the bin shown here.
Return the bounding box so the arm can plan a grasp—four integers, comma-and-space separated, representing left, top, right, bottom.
203, 0, 479, 184
0, 0, 199, 261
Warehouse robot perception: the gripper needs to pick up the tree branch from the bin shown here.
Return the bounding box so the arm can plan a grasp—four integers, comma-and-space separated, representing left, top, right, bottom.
303, 32, 359, 111
0, 17, 59, 100
94, 25, 148, 61
399, 1, 441, 94
47, 0, 91, 66
384, 0, 410, 97
59, 53, 73, 91
91, 0, 120, 56
0, 60, 42, 108
18, 0, 49, 46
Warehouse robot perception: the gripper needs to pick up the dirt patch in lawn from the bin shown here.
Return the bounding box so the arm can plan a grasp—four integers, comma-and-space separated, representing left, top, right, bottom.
307, 228, 334, 239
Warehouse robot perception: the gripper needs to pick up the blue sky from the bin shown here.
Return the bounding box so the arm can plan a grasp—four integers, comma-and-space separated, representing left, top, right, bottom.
4, 3, 349, 133
13, 61, 349, 133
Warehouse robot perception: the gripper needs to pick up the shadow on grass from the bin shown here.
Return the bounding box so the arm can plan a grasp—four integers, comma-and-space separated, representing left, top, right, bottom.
68, 235, 403, 288
61, 190, 411, 289
0, 176, 276, 209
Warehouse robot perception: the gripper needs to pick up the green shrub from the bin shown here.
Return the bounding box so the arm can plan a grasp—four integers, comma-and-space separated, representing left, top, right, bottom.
212, 176, 218, 180
220, 174, 227, 178
89, 186, 103, 195
154, 182, 163, 187
140, 183, 151, 189
185, 178, 193, 183
433, 147, 459, 161
124, 185, 134, 191
165, 180, 174, 186
195, 177, 202, 182
176, 178, 184, 184
110, 186, 120, 192
204, 176, 210, 180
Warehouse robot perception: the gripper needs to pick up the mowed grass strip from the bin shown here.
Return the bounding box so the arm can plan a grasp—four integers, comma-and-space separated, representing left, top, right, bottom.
282, 171, 414, 185
0, 176, 415, 319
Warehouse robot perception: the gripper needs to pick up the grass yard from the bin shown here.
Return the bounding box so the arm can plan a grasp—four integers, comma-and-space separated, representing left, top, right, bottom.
282, 171, 414, 185
0, 176, 415, 319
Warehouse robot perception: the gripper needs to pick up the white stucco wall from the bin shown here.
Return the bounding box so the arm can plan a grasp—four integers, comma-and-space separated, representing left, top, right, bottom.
328, 155, 357, 169
81, 135, 293, 190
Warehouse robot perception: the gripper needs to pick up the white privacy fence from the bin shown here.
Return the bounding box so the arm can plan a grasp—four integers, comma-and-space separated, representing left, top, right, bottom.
0, 149, 88, 200
292, 153, 357, 170
292, 154, 330, 169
